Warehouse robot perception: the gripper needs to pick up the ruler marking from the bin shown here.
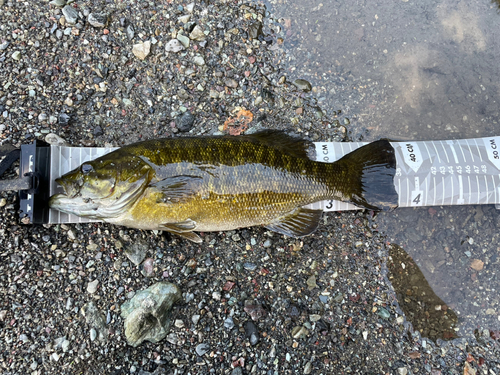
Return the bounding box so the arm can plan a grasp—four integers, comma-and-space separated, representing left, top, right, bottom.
442, 176, 445, 205
446, 140, 459, 163
431, 141, 441, 163
407, 178, 410, 207
457, 140, 467, 163
398, 178, 402, 206
458, 175, 464, 204
476, 175, 480, 204
468, 175, 471, 205
433, 176, 436, 206
422, 141, 433, 164
484, 175, 489, 203
466, 139, 475, 163
425, 176, 429, 205
440, 140, 450, 163
450, 173, 454, 205
474, 138, 483, 162
494, 175, 498, 204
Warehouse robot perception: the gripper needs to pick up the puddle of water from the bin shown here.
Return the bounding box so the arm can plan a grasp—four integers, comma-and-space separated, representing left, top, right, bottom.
387, 243, 459, 341
269, 0, 500, 141
268, 0, 500, 341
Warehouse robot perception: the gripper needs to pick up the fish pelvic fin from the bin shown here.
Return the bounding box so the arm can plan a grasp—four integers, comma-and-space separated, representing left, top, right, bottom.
336, 139, 398, 211
160, 220, 202, 243
265, 207, 323, 237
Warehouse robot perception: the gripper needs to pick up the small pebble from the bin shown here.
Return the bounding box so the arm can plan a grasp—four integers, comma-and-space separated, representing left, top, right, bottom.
87, 279, 99, 294
177, 34, 190, 47
175, 111, 195, 132
303, 361, 312, 374
62, 5, 78, 24
195, 343, 209, 356
224, 317, 235, 330
165, 39, 185, 52
88, 13, 107, 28
244, 321, 259, 345
193, 55, 205, 66
377, 307, 390, 319
243, 262, 257, 271
132, 41, 151, 60
142, 258, 154, 277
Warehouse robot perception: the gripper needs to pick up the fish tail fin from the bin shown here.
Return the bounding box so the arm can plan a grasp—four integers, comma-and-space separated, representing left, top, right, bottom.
335, 139, 398, 211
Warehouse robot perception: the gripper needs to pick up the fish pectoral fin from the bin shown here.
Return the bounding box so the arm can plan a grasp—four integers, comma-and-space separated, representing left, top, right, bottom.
152, 175, 203, 204
160, 220, 202, 243
265, 207, 323, 238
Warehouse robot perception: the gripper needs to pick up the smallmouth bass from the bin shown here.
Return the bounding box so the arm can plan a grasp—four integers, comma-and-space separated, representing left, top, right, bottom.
49, 130, 398, 243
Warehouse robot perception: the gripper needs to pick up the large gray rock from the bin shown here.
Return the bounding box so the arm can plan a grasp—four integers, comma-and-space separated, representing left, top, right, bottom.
120, 282, 182, 347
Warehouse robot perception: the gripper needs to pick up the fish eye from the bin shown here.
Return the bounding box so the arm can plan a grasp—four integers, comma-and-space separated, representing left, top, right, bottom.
81, 164, 94, 174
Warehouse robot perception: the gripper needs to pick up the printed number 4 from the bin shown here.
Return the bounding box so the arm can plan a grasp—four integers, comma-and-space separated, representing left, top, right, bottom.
411, 192, 423, 206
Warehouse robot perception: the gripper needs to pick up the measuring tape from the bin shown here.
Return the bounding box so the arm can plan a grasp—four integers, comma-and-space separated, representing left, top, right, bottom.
309, 137, 500, 212
15, 136, 499, 224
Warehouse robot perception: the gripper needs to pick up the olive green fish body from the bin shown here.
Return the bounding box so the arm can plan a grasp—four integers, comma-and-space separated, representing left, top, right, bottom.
49, 131, 398, 242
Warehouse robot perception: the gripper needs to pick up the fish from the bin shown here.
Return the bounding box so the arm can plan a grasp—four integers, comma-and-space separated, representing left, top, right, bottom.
49, 130, 398, 243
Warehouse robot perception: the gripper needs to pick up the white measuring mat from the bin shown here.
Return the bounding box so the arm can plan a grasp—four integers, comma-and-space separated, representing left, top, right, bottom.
47, 136, 500, 223
309, 137, 500, 211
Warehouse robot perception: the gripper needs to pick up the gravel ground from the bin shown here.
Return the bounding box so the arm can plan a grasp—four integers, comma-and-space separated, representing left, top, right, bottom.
1, 1, 500, 374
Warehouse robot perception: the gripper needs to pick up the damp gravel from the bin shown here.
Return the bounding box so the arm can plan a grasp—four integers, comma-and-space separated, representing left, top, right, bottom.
1, 0, 500, 374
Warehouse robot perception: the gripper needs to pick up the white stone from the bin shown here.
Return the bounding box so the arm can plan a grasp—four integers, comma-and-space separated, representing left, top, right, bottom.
165, 39, 185, 53
189, 25, 206, 41
132, 41, 151, 60
87, 279, 99, 294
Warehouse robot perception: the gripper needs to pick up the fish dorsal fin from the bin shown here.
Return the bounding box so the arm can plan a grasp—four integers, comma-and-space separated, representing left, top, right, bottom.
265, 207, 323, 237
160, 220, 202, 243
152, 175, 203, 204
244, 130, 314, 160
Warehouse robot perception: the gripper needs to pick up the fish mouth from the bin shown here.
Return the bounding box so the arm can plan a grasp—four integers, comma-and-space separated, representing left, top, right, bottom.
48, 193, 101, 217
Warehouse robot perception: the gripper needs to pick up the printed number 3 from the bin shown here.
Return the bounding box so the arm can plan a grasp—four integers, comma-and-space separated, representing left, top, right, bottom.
325, 200, 333, 209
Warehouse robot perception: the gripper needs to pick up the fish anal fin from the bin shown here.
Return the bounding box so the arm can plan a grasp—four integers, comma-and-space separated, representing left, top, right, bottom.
244, 130, 314, 160
152, 175, 203, 204
265, 207, 323, 238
